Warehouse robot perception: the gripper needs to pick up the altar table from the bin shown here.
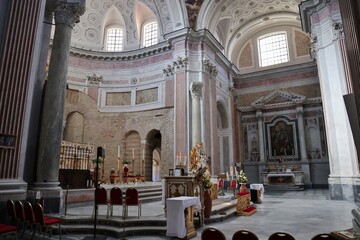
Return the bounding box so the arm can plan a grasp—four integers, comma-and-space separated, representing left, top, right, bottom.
166, 196, 201, 239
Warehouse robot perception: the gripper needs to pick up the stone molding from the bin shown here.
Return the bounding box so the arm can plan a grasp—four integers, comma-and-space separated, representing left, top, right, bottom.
54, 0, 86, 28
190, 82, 203, 100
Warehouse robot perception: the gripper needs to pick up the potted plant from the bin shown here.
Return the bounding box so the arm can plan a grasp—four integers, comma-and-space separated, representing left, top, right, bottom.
237, 170, 248, 193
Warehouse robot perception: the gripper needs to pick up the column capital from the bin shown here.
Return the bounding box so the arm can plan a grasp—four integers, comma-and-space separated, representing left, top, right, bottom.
190, 82, 203, 100
256, 110, 263, 119
54, 0, 86, 28
296, 106, 304, 115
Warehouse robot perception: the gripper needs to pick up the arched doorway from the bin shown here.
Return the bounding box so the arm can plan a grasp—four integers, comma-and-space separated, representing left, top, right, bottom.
145, 129, 161, 181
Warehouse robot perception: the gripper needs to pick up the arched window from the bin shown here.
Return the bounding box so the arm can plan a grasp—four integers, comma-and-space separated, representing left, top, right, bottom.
106, 27, 124, 51
143, 22, 158, 47
258, 32, 289, 67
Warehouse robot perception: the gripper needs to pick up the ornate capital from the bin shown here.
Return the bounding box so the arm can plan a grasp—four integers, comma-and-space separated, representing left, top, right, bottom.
256, 110, 263, 119
332, 20, 344, 40
163, 56, 188, 77
54, 0, 86, 28
310, 35, 318, 60
190, 82, 203, 100
203, 59, 218, 77
87, 73, 102, 86
296, 106, 304, 115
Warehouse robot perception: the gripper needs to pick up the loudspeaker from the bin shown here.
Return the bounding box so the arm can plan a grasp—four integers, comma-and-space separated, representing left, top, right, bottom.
97, 146, 105, 157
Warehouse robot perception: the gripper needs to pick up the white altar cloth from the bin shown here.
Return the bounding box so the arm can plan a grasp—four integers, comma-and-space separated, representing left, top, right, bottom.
250, 183, 265, 201
166, 196, 201, 238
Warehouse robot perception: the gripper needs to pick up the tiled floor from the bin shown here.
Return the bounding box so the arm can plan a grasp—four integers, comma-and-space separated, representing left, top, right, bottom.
32, 185, 357, 240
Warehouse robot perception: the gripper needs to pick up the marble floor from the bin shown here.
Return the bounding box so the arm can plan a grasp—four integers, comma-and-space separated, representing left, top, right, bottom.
36, 187, 357, 240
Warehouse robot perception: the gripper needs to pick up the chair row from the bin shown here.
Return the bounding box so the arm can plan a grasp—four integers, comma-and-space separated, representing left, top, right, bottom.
6, 199, 61, 239
94, 186, 141, 219
201, 227, 338, 240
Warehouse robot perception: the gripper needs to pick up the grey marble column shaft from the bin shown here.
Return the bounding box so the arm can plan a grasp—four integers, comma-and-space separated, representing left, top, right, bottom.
297, 106, 307, 160
257, 111, 265, 162
36, 1, 85, 186
190, 82, 203, 147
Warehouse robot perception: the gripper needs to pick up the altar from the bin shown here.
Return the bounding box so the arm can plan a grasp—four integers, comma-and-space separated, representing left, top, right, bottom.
261, 171, 304, 189
166, 196, 201, 239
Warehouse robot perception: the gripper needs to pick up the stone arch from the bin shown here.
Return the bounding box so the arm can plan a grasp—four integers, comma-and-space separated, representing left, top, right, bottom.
63, 111, 85, 143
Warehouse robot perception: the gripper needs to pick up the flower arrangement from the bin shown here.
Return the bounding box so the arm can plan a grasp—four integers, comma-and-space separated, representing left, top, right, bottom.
237, 170, 248, 184
202, 169, 213, 189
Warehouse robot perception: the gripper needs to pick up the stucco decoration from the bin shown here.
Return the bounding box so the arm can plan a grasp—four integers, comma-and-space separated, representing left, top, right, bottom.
70, 0, 174, 51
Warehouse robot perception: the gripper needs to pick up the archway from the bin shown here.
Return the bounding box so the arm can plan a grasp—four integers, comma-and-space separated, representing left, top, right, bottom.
145, 129, 161, 181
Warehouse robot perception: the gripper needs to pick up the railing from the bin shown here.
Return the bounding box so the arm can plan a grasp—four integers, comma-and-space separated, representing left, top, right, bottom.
59, 141, 95, 170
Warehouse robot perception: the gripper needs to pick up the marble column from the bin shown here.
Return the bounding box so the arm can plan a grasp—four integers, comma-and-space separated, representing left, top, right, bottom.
296, 106, 307, 160
190, 82, 203, 147
256, 110, 265, 162
36, 1, 85, 189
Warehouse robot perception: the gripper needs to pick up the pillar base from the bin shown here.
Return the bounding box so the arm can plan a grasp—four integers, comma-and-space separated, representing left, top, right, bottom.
328, 177, 360, 201
30, 182, 63, 213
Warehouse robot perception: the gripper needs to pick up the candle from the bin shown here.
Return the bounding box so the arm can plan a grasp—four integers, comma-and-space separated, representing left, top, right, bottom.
132, 148, 134, 159
117, 159, 120, 171
142, 149, 145, 159
118, 145, 120, 158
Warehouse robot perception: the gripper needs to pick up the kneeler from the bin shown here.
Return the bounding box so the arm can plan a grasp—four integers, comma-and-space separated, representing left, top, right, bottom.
236, 191, 257, 216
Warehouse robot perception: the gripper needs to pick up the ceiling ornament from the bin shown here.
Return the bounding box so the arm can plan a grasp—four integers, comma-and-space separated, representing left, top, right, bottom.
185, 0, 205, 30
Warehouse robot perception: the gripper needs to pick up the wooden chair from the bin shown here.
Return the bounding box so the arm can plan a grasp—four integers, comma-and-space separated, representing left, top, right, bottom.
124, 188, 141, 218
108, 187, 124, 217
311, 233, 337, 240
92, 187, 109, 218
34, 203, 61, 239
23, 202, 37, 238
268, 232, 296, 240
201, 227, 226, 240
0, 223, 17, 240
232, 229, 259, 240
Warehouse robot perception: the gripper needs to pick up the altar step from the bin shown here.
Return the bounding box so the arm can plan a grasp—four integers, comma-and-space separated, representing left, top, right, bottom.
264, 185, 304, 191
50, 195, 241, 238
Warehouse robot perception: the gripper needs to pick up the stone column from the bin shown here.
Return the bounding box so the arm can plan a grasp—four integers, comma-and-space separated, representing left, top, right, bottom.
296, 106, 307, 160
190, 82, 203, 147
36, 1, 85, 189
256, 110, 265, 162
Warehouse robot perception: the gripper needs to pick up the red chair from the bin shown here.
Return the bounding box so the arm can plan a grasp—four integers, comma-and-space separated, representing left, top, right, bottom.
232, 229, 259, 240
201, 227, 226, 240
109, 187, 124, 217
228, 179, 238, 197
311, 233, 337, 240
218, 179, 225, 196
268, 232, 296, 240
14, 200, 26, 235
6, 200, 16, 225
0, 223, 17, 239
92, 187, 109, 218
124, 188, 141, 218
34, 203, 61, 239
23, 202, 36, 237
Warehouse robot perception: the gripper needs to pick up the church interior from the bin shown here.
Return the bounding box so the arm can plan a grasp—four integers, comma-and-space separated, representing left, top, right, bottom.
1, 0, 360, 239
